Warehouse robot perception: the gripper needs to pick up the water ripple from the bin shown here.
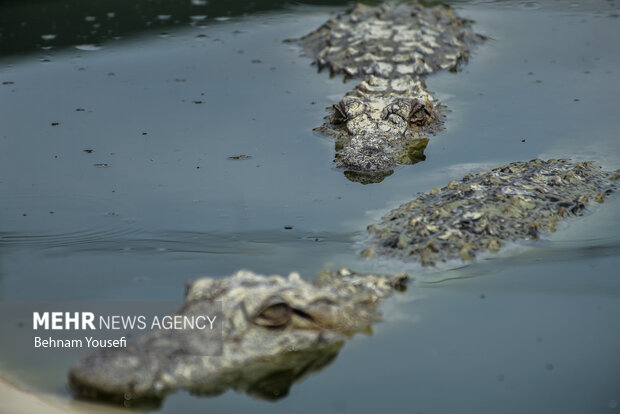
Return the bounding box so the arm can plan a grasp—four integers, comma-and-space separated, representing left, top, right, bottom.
0, 192, 138, 248
0, 227, 139, 248
0, 228, 357, 254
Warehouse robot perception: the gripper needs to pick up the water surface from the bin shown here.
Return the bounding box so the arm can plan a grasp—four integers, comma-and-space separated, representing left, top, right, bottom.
1, 0, 619, 413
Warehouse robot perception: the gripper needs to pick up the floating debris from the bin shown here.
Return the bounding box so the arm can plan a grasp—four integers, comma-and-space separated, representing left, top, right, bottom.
75, 44, 102, 51
228, 155, 252, 160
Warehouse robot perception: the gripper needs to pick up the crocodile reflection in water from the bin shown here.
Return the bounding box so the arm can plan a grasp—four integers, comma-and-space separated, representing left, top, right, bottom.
293, 2, 486, 183
69, 269, 408, 406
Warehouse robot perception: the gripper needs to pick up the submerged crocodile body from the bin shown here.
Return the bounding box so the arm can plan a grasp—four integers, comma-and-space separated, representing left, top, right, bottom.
295, 2, 485, 183
69, 269, 407, 406
364, 159, 618, 265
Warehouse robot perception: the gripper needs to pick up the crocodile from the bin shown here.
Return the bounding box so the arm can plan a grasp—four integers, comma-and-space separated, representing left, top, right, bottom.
69, 269, 408, 407
364, 159, 618, 266
293, 2, 486, 183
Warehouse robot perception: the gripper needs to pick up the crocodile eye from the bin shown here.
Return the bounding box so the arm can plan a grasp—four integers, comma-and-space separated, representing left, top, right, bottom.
407, 100, 431, 126
255, 302, 292, 328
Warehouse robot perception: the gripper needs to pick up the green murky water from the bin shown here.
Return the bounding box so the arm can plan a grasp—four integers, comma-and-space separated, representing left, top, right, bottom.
1, 0, 619, 412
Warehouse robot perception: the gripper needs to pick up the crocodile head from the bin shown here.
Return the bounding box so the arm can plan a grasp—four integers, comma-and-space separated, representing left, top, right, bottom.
69, 269, 407, 406
295, 2, 486, 181
328, 76, 437, 179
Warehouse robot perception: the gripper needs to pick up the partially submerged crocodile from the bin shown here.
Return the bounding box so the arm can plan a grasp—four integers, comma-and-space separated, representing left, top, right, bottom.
69, 269, 408, 406
294, 2, 486, 183
364, 159, 618, 265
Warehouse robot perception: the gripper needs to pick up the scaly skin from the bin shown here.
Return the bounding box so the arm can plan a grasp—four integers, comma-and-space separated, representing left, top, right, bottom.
364, 159, 618, 265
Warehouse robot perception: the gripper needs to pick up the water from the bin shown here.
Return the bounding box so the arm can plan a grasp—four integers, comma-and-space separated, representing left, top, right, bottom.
1, 0, 619, 413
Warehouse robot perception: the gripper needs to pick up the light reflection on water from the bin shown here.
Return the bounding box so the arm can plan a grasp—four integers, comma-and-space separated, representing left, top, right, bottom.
0, 0, 619, 412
